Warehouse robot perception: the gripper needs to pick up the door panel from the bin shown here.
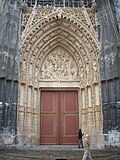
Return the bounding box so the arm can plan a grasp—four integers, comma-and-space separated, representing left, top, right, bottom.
61, 91, 78, 144
64, 92, 78, 112
40, 91, 57, 144
40, 91, 78, 145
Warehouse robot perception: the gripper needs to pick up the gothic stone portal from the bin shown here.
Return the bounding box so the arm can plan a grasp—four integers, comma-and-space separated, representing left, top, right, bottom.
18, 8, 102, 147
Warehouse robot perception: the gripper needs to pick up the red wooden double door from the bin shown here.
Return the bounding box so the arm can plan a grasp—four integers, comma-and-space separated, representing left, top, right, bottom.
40, 91, 79, 145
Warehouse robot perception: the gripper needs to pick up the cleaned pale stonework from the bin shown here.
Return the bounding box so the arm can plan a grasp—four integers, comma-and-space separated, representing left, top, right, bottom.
18, 6, 103, 148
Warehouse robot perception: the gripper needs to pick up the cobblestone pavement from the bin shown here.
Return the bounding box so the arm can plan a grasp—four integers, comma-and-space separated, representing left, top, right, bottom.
0, 145, 120, 160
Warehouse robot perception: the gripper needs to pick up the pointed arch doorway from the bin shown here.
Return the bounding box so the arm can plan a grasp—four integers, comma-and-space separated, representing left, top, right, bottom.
40, 90, 79, 145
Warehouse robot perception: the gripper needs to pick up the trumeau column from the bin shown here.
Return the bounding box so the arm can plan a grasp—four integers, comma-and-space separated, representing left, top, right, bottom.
96, 0, 120, 146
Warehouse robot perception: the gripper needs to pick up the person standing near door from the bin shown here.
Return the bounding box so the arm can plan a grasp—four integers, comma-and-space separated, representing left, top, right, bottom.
78, 128, 84, 148
82, 134, 93, 160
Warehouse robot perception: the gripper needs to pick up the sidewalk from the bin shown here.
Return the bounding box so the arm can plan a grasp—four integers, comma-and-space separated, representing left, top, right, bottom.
0, 145, 120, 160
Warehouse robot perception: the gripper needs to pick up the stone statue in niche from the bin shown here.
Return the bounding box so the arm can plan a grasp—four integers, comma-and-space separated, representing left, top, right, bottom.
35, 67, 38, 77
80, 66, 85, 86
86, 63, 90, 75
28, 74, 33, 86
93, 59, 98, 82
22, 60, 26, 73
80, 66, 84, 78
20, 59, 26, 83
86, 62, 90, 85
40, 48, 79, 81
34, 67, 38, 87
93, 59, 97, 72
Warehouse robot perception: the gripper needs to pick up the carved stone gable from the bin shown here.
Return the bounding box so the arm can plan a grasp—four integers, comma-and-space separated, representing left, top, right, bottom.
40, 48, 79, 81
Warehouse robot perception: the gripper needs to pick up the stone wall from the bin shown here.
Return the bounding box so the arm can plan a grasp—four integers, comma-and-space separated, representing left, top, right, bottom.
96, 0, 120, 146
0, 0, 21, 145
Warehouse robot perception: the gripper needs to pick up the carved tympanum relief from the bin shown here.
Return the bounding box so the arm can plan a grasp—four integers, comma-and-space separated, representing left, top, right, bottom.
40, 48, 79, 81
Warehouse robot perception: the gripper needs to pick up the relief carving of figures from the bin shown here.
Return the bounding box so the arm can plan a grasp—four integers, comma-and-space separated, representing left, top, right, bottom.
40, 48, 79, 81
